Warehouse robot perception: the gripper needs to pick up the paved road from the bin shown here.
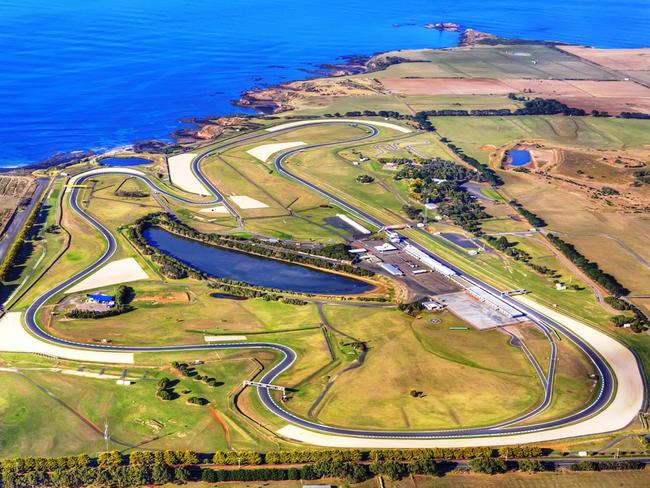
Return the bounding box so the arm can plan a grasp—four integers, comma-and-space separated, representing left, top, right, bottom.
19, 120, 634, 442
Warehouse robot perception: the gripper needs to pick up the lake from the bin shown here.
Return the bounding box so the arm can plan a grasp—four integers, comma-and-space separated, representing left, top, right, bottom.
143, 227, 375, 295
2, 0, 649, 167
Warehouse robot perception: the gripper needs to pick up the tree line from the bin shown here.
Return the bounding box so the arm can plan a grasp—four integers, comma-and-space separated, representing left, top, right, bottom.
11, 445, 650, 487
0, 202, 42, 283
546, 233, 628, 297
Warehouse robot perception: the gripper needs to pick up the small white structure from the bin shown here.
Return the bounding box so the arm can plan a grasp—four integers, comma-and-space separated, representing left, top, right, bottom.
348, 248, 367, 254
385, 230, 401, 243
423, 301, 446, 311
374, 243, 397, 253
116, 379, 133, 386
555, 283, 567, 290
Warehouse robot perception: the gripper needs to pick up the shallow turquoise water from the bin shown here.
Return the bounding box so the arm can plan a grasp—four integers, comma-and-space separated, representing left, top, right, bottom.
1, 0, 648, 167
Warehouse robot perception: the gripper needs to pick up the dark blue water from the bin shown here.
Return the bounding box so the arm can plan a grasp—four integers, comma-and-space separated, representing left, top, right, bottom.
100, 157, 151, 166
508, 150, 532, 166
144, 227, 374, 295
1, 0, 649, 167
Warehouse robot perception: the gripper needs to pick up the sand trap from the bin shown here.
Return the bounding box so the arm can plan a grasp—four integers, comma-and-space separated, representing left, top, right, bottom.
229, 195, 269, 209
167, 153, 210, 195
247, 141, 306, 162
277, 298, 644, 447
266, 119, 412, 134
66, 258, 149, 294
204, 335, 247, 342
0, 312, 134, 364
199, 205, 231, 214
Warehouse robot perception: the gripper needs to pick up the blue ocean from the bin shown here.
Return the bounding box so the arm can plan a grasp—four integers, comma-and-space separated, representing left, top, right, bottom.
1, 0, 649, 167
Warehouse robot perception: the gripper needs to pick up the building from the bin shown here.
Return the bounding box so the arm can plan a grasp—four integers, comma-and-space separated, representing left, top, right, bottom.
384, 230, 401, 243
87, 293, 116, 308
374, 242, 398, 253
381, 263, 403, 276
422, 301, 445, 311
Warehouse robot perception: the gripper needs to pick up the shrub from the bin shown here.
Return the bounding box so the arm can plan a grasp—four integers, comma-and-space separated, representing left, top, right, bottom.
468, 457, 507, 474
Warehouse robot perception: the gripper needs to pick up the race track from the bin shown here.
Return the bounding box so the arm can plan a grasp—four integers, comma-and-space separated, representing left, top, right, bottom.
12, 119, 645, 446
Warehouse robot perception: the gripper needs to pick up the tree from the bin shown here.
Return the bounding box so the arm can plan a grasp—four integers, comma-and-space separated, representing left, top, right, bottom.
156, 389, 173, 401
97, 450, 122, 468
174, 467, 190, 483
163, 450, 178, 466
151, 463, 173, 484
356, 174, 375, 184
181, 450, 199, 465
518, 459, 545, 472
408, 458, 438, 475
370, 460, 407, 480
468, 457, 507, 475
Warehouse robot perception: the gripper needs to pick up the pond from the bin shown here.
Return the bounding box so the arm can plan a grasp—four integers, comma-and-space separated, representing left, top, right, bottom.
99, 156, 152, 166
508, 150, 532, 167
144, 227, 375, 295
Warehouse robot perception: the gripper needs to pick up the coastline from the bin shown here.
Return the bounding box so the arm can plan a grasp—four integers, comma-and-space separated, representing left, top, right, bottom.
0, 22, 464, 173
0, 23, 637, 174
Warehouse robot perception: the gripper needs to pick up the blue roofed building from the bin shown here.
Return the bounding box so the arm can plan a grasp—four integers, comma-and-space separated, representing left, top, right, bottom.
87, 293, 115, 308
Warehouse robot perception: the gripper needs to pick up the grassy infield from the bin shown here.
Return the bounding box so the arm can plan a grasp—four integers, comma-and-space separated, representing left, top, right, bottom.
2, 45, 649, 463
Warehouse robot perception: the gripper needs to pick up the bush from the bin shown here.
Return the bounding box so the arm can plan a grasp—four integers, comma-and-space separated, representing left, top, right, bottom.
468, 457, 507, 475
518, 459, 545, 472
370, 460, 407, 480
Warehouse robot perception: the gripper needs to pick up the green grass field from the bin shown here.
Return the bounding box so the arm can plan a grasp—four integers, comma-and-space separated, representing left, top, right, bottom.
50, 282, 323, 345
0, 350, 279, 457
432, 116, 650, 164
369, 44, 618, 80
306, 307, 544, 430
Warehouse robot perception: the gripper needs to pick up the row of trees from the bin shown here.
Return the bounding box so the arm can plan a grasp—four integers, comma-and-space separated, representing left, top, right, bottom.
0, 202, 41, 283
207, 283, 308, 304
3, 456, 644, 487
510, 200, 547, 227
443, 140, 503, 186
546, 233, 629, 297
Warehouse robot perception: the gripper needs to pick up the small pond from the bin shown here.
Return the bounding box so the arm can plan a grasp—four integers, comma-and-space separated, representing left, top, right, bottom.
508, 150, 532, 167
99, 156, 152, 166
144, 227, 375, 295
